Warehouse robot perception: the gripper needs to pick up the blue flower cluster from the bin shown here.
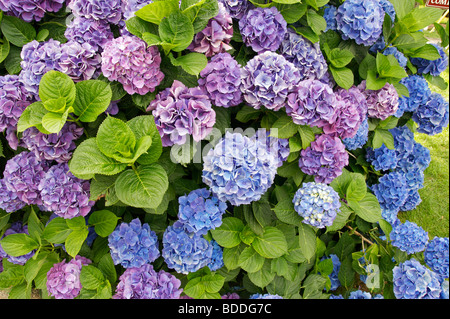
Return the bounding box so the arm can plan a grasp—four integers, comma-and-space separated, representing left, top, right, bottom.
208, 240, 225, 271
323, 5, 337, 31
395, 75, 431, 118
249, 293, 283, 299
410, 43, 449, 76
293, 182, 341, 229
425, 237, 449, 278
390, 126, 415, 161
412, 93, 449, 136
108, 218, 160, 269
371, 171, 408, 214
379, 0, 396, 22
320, 254, 341, 291
342, 117, 369, 150
365, 145, 398, 171
390, 220, 429, 254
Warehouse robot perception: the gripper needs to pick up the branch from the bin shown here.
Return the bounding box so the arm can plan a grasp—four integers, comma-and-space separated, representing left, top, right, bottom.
346, 225, 374, 245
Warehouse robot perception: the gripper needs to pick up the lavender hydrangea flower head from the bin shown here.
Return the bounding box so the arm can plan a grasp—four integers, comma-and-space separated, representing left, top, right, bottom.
162, 221, 213, 274
150, 80, 216, 147
57, 41, 102, 82
208, 240, 224, 271
198, 52, 243, 108
298, 134, 349, 184
108, 218, 160, 269
250, 293, 283, 299
38, 163, 95, 219
239, 6, 287, 53
358, 80, 399, 120
202, 131, 278, 206
68, 0, 123, 24
411, 44, 449, 76
250, 129, 290, 168
279, 29, 329, 83
412, 93, 449, 136
293, 182, 341, 229
324, 5, 338, 31
0, 222, 35, 265
187, 2, 233, 57
177, 188, 227, 235
383, 47, 407, 68
365, 145, 398, 171
343, 117, 369, 150
218, 0, 254, 19
101, 35, 164, 95
122, 0, 153, 20
3, 151, 50, 205
241, 51, 300, 111
395, 75, 431, 117
0, 0, 64, 22
393, 258, 442, 299
425, 237, 449, 278
46, 256, 92, 299
371, 171, 408, 213
286, 79, 338, 128
0, 179, 26, 213
64, 16, 114, 52
113, 264, 182, 299
335, 0, 384, 46
21, 122, 84, 164
390, 220, 429, 254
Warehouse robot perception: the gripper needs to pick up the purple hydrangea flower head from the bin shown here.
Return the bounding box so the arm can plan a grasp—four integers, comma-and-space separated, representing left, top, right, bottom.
342, 117, 369, 150
250, 293, 283, 299
162, 221, 213, 274
108, 218, 160, 269
3, 151, 50, 205
177, 188, 227, 235
0, 222, 35, 265
286, 79, 338, 128
324, 5, 338, 31
21, 122, 83, 163
279, 29, 329, 83
241, 51, 300, 111
0, 0, 64, 22
202, 131, 278, 206
122, 0, 153, 20
46, 256, 92, 299
320, 254, 341, 291
412, 93, 449, 136
101, 35, 164, 95
218, 0, 254, 19
68, 0, 123, 24
293, 182, 341, 228
383, 47, 407, 68
358, 80, 399, 120
38, 163, 95, 219
395, 75, 431, 117
250, 129, 290, 168
335, 0, 384, 46
57, 41, 102, 82
150, 80, 216, 147
188, 2, 233, 57
208, 240, 224, 271
65, 16, 114, 52
239, 6, 287, 53
222, 292, 240, 299
411, 44, 449, 76
399, 189, 422, 212
19, 39, 63, 97
113, 264, 182, 299
298, 134, 349, 184
393, 258, 442, 299
198, 52, 243, 108
371, 171, 408, 213
0, 179, 26, 213
390, 220, 429, 254
425, 237, 449, 278
365, 145, 398, 171
389, 126, 415, 161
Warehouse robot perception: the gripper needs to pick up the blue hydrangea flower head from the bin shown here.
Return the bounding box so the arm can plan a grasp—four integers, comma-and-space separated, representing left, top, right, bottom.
399, 189, 422, 212
440, 278, 449, 299
390, 220, 429, 254
293, 182, 341, 228
65, 16, 114, 52
412, 93, 449, 136
371, 171, 409, 213
320, 254, 341, 291
250, 293, 283, 299
366, 144, 398, 171
379, 0, 396, 21
395, 75, 431, 117
394, 164, 424, 192
411, 43, 449, 76
348, 290, 374, 299
68, 0, 123, 25
323, 5, 338, 31
389, 125, 415, 161
108, 218, 160, 269
343, 117, 369, 150
425, 237, 449, 278
208, 240, 224, 271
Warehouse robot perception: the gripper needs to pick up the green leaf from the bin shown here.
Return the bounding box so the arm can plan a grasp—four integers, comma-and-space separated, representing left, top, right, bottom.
393, 32, 428, 51
88, 210, 120, 237
359, 54, 377, 79
41, 109, 70, 134
247, 260, 275, 288
272, 3, 307, 24
39, 70, 76, 109
236, 105, 261, 123
409, 44, 441, 60
389, 0, 414, 20
348, 192, 382, 223
141, 32, 163, 46
41, 217, 72, 244
0, 267, 25, 289
96, 116, 136, 162
127, 115, 163, 165
366, 70, 387, 91
0, 234, 39, 257
337, 257, 355, 289
270, 115, 298, 139
223, 244, 245, 270
183, 0, 219, 33
273, 198, 302, 226
125, 16, 159, 38
0, 37, 10, 64
306, 9, 326, 35
135, 0, 180, 24
372, 128, 395, 149
66, 216, 86, 231
114, 163, 169, 209
184, 277, 205, 298
330, 168, 352, 199
326, 202, 352, 232
424, 74, 449, 91
65, 228, 89, 258
297, 125, 316, 149
328, 48, 354, 68
297, 223, 316, 262
201, 274, 225, 293
4, 44, 22, 74
158, 11, 194, 52
346, 173, 367, 202
252, 226, 288, 259
17, 101, 49, 133
168, 52, 207, 76
329, 65, 354, 90
80, 265, 105, 290
73, 80, 112, 122
210, 217, 244, 248
401, 7, 443, 32
0, 15, 36, 47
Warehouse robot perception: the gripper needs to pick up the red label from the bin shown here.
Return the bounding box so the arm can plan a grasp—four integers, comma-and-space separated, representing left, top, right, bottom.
426, 0, 449, 9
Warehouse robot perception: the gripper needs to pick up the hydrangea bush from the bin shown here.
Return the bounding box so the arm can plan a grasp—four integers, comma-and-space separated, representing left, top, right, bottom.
0, 0, 448, 301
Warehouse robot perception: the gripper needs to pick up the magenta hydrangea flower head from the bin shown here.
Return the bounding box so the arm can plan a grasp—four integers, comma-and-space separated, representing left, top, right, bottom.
57, 41, 102, 82
239, 6, 287, 53
0, 0, 64, 22
286, 79, 338, 128
150, 80, 216, 147
218, 0, 254, 19
21, 122, 84, 163
46, 255, 92, 299
65, 16, 114, 52
188, 2, 233, 57
241, 51, 300, 111
101, 35, 164, 95
38, 163, 95, 219
0, 179, 26, 213
198, 52, 243, 108
298, 134, 349, 184
0, 222, 36, 265
68, 0, 123, 24
358, 80, 399, 120
2, 151, 50, 205
114, 264, 182, 299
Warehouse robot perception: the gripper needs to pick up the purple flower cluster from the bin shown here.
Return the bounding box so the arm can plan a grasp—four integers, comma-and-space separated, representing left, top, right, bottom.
122, 0, 153, 20
46, 256, 92, 299
101, 35, 164, 95
114, 264, 182, 299
390, 220, 429, 254
219, 0, 254, 20
412, 93, 449, 136
0, 0, 64, 22
425, 237, 449, 278
150, 80, 216, 147
241, 51, 300, 111
371, 171, 408, 213
395, 75, 431, 117
0, 179, 26, 213
358, 80, 399, 120
68, 0, 123, 25
0, 222, 35, 265
298, 134, 349, 184
250, 129, 290, 168
65, 16, 114, 52
57, 41, 102, 82
342, 117, 369, 150
239, 7, 287, 53
188, 2, 233, 57
198, 52, 243, 108
411, 44, 449, 76
365, 145, 398, 171
108, 218, 160, 269
38, 163, 95, 219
